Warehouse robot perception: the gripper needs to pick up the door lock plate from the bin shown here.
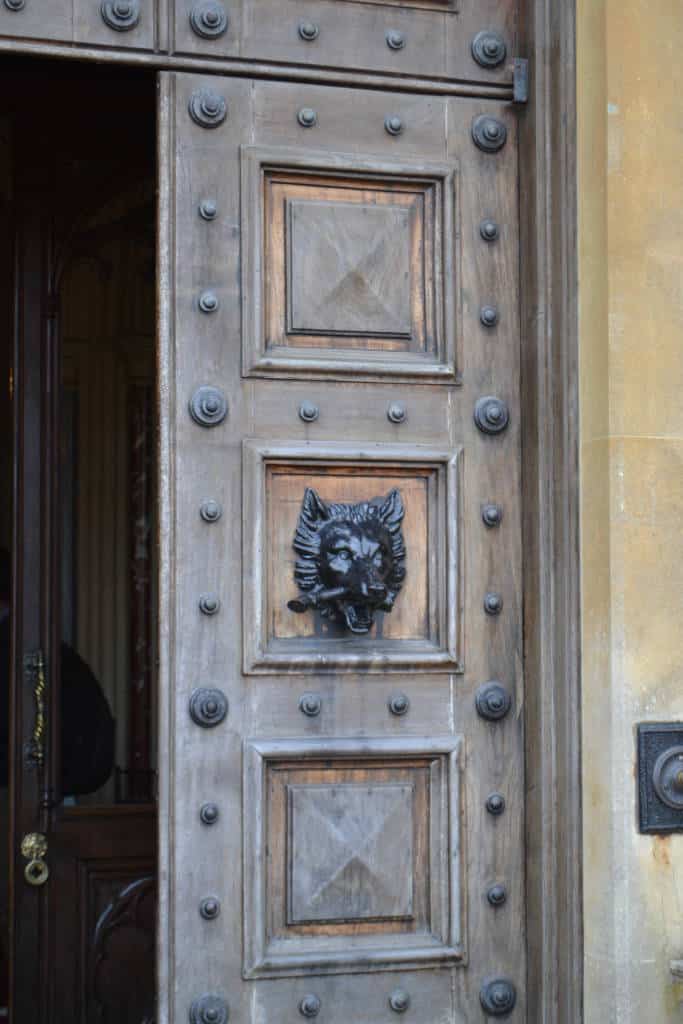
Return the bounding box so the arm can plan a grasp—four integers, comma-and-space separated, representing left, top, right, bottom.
637, 723, 683, 833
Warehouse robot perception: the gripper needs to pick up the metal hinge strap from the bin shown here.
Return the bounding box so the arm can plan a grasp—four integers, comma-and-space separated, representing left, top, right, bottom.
513, 58, 529, 105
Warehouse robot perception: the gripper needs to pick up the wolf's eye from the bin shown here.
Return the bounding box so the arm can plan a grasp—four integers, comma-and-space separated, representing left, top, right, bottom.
336, 549, 352, 561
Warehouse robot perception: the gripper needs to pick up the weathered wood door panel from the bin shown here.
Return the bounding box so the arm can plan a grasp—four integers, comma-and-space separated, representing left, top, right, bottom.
0, 1, 517, 87
170, 0, 517, 83
0, 0, 158, 50
160, 68, 523, 1022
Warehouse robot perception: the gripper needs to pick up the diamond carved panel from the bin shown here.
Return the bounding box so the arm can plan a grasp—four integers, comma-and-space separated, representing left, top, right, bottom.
288, 783, 414, 924
243, 736, 463, 978
241, 146, 457, 381
288, 200, 413, 338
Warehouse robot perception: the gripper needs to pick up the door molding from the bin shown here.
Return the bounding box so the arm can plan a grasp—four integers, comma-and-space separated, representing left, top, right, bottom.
0, 37, 514, 101
519, 1, 582, 1021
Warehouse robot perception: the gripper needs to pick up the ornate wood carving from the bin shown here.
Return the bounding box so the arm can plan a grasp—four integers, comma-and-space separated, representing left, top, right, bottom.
287, 487, 406, 634
242, 440, 463, 673
89, 876, 154, 1019
88, 868, 156, 1023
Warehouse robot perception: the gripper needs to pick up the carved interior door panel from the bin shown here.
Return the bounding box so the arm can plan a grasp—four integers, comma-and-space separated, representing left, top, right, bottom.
159, 71, 523, 1021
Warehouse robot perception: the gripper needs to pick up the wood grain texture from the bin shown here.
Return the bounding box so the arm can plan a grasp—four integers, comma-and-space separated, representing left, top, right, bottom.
155, 71, 174, 1024
0, 0, 518, 88
72, 0, 158, 51
285, 194, 415, 342
0, 0, 158, 49
518, 0, 583, 1021
287, 782, 416, 924
173, 0, 514, 85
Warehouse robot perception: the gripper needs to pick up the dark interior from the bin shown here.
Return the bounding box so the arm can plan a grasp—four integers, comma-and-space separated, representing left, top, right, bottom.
1, 59, 158, 1022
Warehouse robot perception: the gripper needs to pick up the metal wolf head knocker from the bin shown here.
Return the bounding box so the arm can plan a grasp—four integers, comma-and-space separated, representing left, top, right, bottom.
287, 487, 407, 634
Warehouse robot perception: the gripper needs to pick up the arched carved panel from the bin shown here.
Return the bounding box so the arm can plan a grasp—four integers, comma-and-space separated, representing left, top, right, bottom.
90, 875, 156, 1023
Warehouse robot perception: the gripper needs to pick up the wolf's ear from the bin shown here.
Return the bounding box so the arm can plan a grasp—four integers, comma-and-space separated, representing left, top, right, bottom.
378, 488, 405, 528
301, 488, 330, 523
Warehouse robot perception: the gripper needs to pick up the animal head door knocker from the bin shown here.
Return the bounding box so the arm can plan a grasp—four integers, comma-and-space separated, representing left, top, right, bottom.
287, 487, 407, 634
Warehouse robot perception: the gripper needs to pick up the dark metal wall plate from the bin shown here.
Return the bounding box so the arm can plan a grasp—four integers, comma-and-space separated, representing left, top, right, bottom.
637, 723, 683, 834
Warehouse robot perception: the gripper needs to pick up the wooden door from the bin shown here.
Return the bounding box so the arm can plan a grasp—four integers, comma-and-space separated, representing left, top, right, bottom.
158, 65, 523, 1022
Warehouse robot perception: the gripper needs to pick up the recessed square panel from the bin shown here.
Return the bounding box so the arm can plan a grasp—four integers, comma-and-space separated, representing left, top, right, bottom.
241, 146, 457, 381
243, 736, 463, 978
242, 440, 463, 674
288, 783, 414, 924
288, 199, 413, 338
269, 176, 432, 355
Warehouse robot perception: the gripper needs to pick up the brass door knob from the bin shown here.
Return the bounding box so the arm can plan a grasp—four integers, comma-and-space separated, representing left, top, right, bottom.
21, 832, 49, 887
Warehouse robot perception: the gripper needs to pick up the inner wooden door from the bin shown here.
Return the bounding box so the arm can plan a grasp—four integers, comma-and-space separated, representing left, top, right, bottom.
158, 64, 523, 1022
2, 63, 158, 1024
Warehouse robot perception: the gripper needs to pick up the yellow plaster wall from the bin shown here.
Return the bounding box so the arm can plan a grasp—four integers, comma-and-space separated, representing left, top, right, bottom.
579, 1, 683, 1019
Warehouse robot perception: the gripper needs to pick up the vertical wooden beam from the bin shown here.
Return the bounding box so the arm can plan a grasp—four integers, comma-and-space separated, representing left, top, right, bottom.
518, 1, 582, 1021
156, 68, 175, 1024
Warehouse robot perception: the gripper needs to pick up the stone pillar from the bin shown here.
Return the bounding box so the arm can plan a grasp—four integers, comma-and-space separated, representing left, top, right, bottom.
579, 1, 683, 1019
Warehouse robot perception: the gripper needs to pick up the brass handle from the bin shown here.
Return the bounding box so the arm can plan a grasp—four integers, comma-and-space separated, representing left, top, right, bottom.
23, 650, 46, 767
21, 832, 49, 887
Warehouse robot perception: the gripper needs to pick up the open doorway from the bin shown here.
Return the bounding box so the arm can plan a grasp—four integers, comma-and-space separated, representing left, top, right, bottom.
1, 59, 157, 1022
